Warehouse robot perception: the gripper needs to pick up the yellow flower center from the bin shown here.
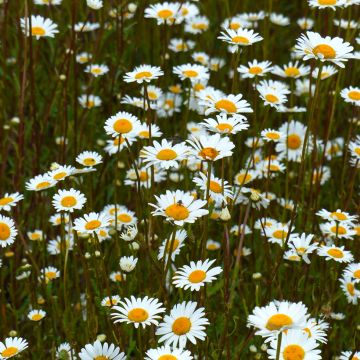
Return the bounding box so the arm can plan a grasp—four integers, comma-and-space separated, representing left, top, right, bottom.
283, 344, 305, 360
91, 68, 102, 75
0, 223, 11, 241
157, 149, 178, 160
249, 66, 263, 75
183, 70, 199, 78
330, 225, 346, 235
0, 197, 13, 205
165, 204, 190, 221
330, 212, 347, 221
229, 22, 241, 30
128, 308, 149, 322
165, 99, 175, 108
265, 94, 279, 103
118, 213, 132, 223
327, 248, 344, 258
135, 71, 152, 79
188, 269, 206, 283
158, 355, 177, 360
172, 317, 192, 335
31, 27, 46, 36
139, 131, 150, 138
348, 91, 360, 101
354, 270, 360, 279
209, 181, 222, 193
216, 123, 233, 133
166, 239, 180, 253
215, 99, 237, 113
148, 91, 158, 100
30, 233, 41, 240
199, 147, 219, 160
194, 83, 205, 92
53, 172, 67, 180
237, 173, 252, 185
46, 271, 57, 280
36, 181, 51, 190
83, 158, 95, 166
303, 327, 312, 337
284, 67, 300, 77
87, 100, 95, 108
297, 247, 306, 255
193, 23, 207, 30
1, 347, 18, 357
157, 9, 173, 19
318, 0, 336, 4
139, 171, 149, 182
313, 44, 336, 59
114, 274, 123, 281
32, 313, 43, 321
287, 134, 302, 150
273, 230, 287, 240
266, 314, 293, 331
207, 243, 218, 250
95, 356, 109, 360
114, 119, 133, 134
85, 219, 101, 230
231, 36, 249, 44
347, 282, 355, 296
60, 196, 77, 208
266, 132, 281, 140
169, 85, 181, 94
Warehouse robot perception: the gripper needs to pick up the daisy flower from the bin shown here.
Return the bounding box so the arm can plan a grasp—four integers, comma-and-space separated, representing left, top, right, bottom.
110, 272, 126, 283
124, 65, 164, 84
136, 123, 163, 139
76, 151, 103, 167
74, 22, 100, 32
173, 63, 209, 83
270, 13, 290, 26
340, 351, 360, 360
237, 187, 270, 209
41, 266, 60, 283
343, 263, 360, 282
74, 212, 111, 234
143, 85, 163, 102
20, 15, 58, 39
52, 188, 86, 213
185, 15, 210, 34
145, 345, 193, 360
27, 230, 43, 241
150, 190, 208, 226
47, 236, 74, 255
119, 255, 138, 272
78, 340, 126, 360
294, 31, 354, 68
193, 172, 233, 205
297, 17, 314, 30
348, 136, 360, 160
234, 169, 259, 186
308, 0, 346, 10
200, 113, 249, 135
221, 15, 252, 30
28, 309, 46, 321
321, 221, 356, 239
257, 80, 289, 108
25, 174, 56, 191
187, 134, 235, 161
0, 192, 23, 212
261, 129, 285, 143
288, 233, 318, 264
84, 63, 109, 77
0, 215, 17, 248
341, 86, 360, 106
48, 165, 76, 182
173, 259, 222, 291
101, 295, 121, 307
0, 337, 28, 359
78, 94, 102, 109
140, 139, 189, 170
144, 2, 181, 25
169, 38, 195, 53
34, 0, 62, 5
317, 245, 354, 263
56, 343, 76, 359
247, 300, 309, 340
264, 222, 297, 245
49, 213, 70, 226
104, 135, 136, 155
156, 301, 209, 348
111, 296, 165, 328
267, 329, 321, 359
238, 59, 273, 78
218, 28, 263, 53
104, 111, 141, 137
272, 61, 310, 78
86, 0, 103, 10
178, 2, 199, 20
158, 229, 187, 261
340, 276, 359, 304
316, 208, 358, 224
206, 239, 221, 251
301, 318, 329, 344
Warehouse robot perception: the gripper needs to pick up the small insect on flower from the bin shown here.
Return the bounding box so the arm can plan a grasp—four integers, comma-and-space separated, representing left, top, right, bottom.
150, 190, 209, 226
28, 309, 46, 322
0, 215, 17, 248
0, 337, 28, 359
156, 301, 209, 348
52, 188, 87, 213
124, 65, 164, 84
173, 258, 223, 291
20, 15, 59, 39
0, 192, 23, 212
78, 340, 126, 360
145, 345, 193, 360
76, 151, 103, 167
111, 296, 165, 328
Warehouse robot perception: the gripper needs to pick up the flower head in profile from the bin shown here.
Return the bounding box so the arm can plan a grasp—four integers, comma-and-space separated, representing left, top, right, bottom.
0, 337, 28, 359
218, 28, 263, 53
20, 15, 58, 39
0, 192, 23, 212
78, 340, 126, 360
124, 65, 164, 84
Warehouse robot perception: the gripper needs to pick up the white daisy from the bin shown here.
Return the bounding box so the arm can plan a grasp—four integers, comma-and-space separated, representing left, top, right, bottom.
158, 229, 187, 261
78, 340, 126, 360
173, 63, 209, 83
52, 188, 86, 213
317, 245, 354, 263
20, 15, 58, 39
74, 212, 111, 234
218, 28, 263, 53
145, 345, 193, 360
124, 65, 164, 84
28, 309, 46, 321
25, 174, 57, 191
0, 192, 24, 212
0, 215, 17, 248
200, 113, 249, 134
238, 59, 273, 78
76, 151, 103, 167
0, 337, 28, 359
78, 94, 102, 109
84, 63, 109, 77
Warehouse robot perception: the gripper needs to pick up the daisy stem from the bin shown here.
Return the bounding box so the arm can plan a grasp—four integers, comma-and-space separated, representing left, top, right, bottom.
201, 161, 212, 259
275, 331, 283, 360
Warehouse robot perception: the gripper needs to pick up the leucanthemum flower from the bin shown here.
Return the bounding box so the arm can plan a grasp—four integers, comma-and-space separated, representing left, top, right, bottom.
301, 318, 329, 344
158, 229, 187, 261
221, 15, 252, 30
104, 111, 141, 137
340, 276, 359, 304
110, 272, 126, 283
25, 174, 56, 191
340, 351, 360, 360
316, 208, 358, 224
237, 187, 270, 209
321, 221, 356, 239
234, 169, 259, 186
48, 165, 76, 182
206, 239, 221, 251
0, 215, 17, 248
261, 129, 285, 143
150, 190, 208, 226
84, 63, 109, 77
218, 28, 263, 53
173, 63, 209, 83
193, 172, 233, 205
200, 113, 249, 135
124, 65, 164, 84
348, 136, 360, 160
156, 301, 209, 348
308, 0, 346, 10
41, 266, 60, 283
78, 94, 102, 108
341, 86, 360, 106
102, 295, 121, 307
297, 17, 314, 30
27, 229, 43, 241
237, 59, 273, 78
136, 123, 163, 139
169, 38, 195, 53
257, 80, 289, 108
78, 340, 126, 360
295, 31, 354, 68
140, 139, 189, 170
47, 235, 74, 255
56, 343, 76, 359
264, 222, 297, 246
145, 345, 193, 360
272, 61, 310, 78
76, 151, 103, 167
52, 188, 86, 213
119, 255, 138, 273
270, 13, 290, 26
144, 2, 181, 25
74, 22, 100, 32
187, 134, 235, 161
111, 296, 165, 328
28, 309, 46, 322
76, 52, 92, 64
173, 259, 222, 291
86, 0, 103, 10
185, 15, 209, 34
20, 15, 58, 39
34, 0, 62, 5
0, 337, 28, 359
317, 245, 354, 263
267, 329, 321, 359
247, 300, 309, 340
288, 233, 318, 264
0, 192, 23, 212
74, 212, 111, 234
104, 135, 136, 155
343, 263, 360, 282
